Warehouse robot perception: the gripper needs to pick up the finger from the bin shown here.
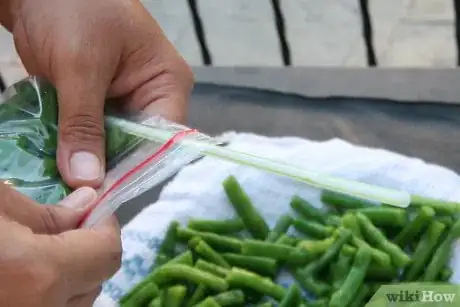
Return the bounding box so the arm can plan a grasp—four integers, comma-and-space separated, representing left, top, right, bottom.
55, 71, 109, 189
67, 287, 102, 307
47, 215, 121, 293
0, 183, 96, 234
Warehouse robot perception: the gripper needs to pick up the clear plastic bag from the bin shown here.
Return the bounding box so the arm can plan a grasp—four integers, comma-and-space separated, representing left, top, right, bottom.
0, 77, 220, 227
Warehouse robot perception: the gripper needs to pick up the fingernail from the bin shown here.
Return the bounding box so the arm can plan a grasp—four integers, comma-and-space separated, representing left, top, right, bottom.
60, 187, 97, 210
70, 151, 102, 181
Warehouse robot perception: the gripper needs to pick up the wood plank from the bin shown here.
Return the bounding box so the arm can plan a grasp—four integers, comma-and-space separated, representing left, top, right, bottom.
197, 0, 283, 66
281, 0, 366, 66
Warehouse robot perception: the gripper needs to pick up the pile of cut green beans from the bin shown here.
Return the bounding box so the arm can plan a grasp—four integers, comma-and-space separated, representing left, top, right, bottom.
120, 175, 460, 307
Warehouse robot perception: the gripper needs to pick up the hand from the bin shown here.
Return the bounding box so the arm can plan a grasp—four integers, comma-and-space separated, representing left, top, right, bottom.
4, 0, 193, 188
0, 183, 122, 307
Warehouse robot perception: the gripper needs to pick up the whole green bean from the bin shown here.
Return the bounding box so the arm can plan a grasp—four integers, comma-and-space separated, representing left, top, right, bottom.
188, 218, 245, 234
321, 191, 372, 210
356, 213, 411, 267
331, 251, 353, 291
151, 264, 228, 292
292, 269, 331, 297
195, 259, 230, 278
352, 207, 406, 228
301, 227, 352, 275
279, 283, 302, 307
266, 214, 293, 242
176, 227, 242, 253
223, 175, 269, 240
226, 268, 286, 301
186, 284, 208, 307
190, 237, 231, 269
410, 195, 460, 215
121, 283, 160, 307
290, 195, 327, 223
403, 220, 446, 281
212, 290, 245, 306
293, 219, 334, 239
222, 253, 277, 276
329, 247, 372, 307
196, 298, 221, 307
394, 206, 435, 247
162, 285, 187, 307
423, 218, 460, 281
348, 284, 371, 307
341, 213, 362, 238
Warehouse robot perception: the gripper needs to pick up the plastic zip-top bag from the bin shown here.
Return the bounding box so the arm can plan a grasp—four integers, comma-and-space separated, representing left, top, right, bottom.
0, 77, 220, 227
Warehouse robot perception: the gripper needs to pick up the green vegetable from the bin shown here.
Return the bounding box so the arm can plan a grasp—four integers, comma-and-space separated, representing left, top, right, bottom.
176, 228, 242, 253
196, 297, 221, 307
292, 269, 331, 297
154, 221, 179, 268
223, 175, 269, 240
366, 264, 399, 281
423, 219, 460, 281
279, 283, 302, 307
403, 220, 446, 281
189, 237, 231, 269
356, 213, 411, 267
290, 195, 327, 223
293, 219, 334, 239
352, 207, 407, 228
148, 296, 162, 307
256, 302, 274, 307
188, 218, 245, 235
151, 264, 228, 292
222, 253, 277, 277
186, 284, 208, 307
242, 239, 311, 264
350, 235, 391, 267
195, 259, 230, 278
211, 290, 245, 306
394, 206, 435, 247
120, 282, 160, 307
162, 285, 187, 307
308, 299, 328, 307
329, 247, 372, 307
331, 251, 353, 291
440, 268, 453, 282
348, 284, 371, 307
321, 191, 372, 210
266, 214, 293, 242
226, 268, 286, 301
410, 195, 460, 215
341, 213, 362, 238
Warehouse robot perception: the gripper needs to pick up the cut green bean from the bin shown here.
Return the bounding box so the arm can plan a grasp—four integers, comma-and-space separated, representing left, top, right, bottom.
394, 206, 435, 247
308, 299, 328, 307
275, 234, 298, 247
356, 213, 411, 267
212, 290, 245, 306
410, 195, 460, 215
423, 218, 460, 281
186, 284, 208, 307
148, 296, 162, 307
222, 253, 277, 276
366, 264, 399, 281
350, 236, 392, 267
190, 237, 231, 269
297, 237, 334, 255
341, 213, 362, 238
331, 251, 353, 291
329, 247, 372, 307
403, 220, 446, 281
290, 195, 327, 223
223, 175, 269, 240
279, 283, 302, 307
348, 284, 371, 307
226, 268, 286, 301
302, 227, 352, 275
242, 239, 311, 264
196, 297, 221, 307
256, 302, 274, 307
293, 219, 334, 239
176, 227, 242, 253
440, 268, 453, 282
158, 221, 179, 257
151, 264, 228, 292
321, 191, 372, 210
162, 285, 186, 307
121, 282, 160, 307
266, 214, 293, 242
352, 207, 407, 228
195, 259, 229, 278
188, 218, 245, 234
292, 269, 331, 297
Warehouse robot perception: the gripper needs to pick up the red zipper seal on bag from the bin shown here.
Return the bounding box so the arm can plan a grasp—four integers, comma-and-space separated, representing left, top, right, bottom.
79, 128, 198, 227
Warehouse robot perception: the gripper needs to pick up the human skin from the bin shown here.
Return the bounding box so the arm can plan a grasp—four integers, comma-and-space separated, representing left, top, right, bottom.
0, 0, 192, 305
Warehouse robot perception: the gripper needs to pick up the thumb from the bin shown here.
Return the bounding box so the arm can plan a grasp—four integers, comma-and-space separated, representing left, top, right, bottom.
56, 77, 107, 188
